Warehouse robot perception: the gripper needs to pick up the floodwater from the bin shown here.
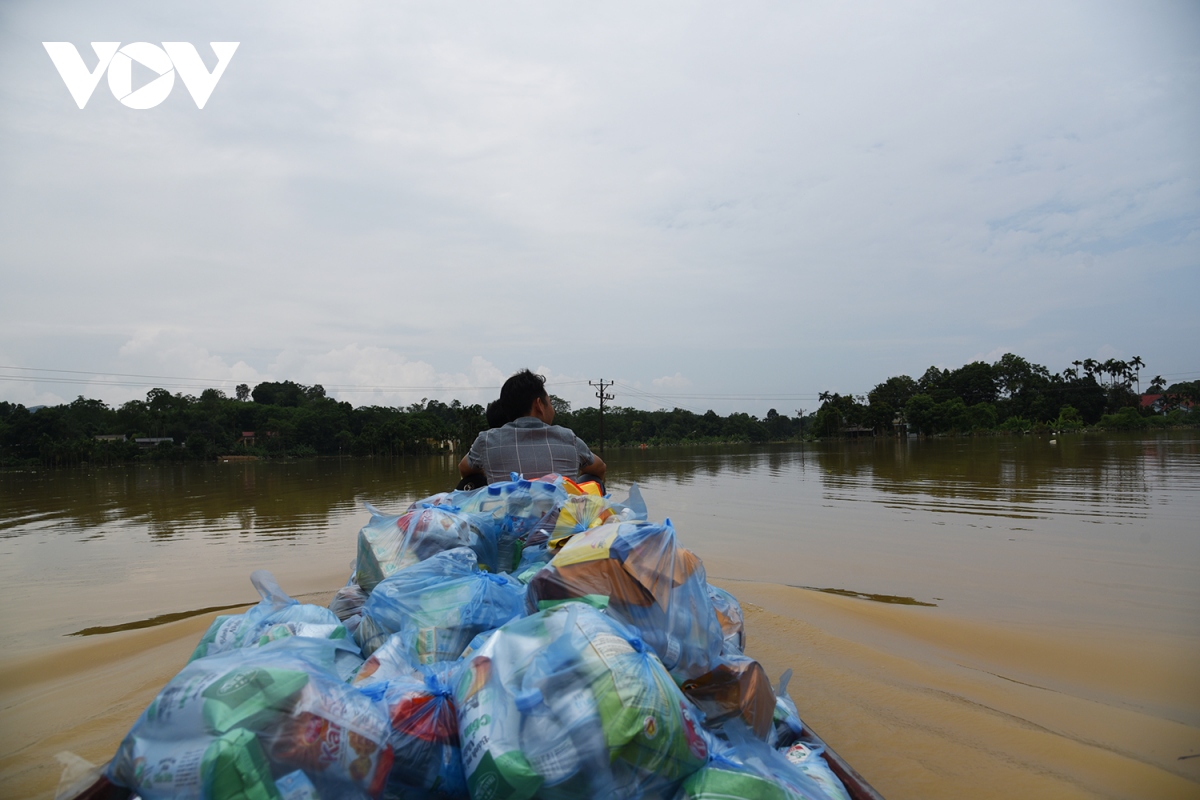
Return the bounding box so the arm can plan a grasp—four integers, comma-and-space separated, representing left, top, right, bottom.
1, 433, 1198, 799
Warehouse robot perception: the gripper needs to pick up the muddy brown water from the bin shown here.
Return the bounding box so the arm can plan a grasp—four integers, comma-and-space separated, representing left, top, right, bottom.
1, 433, 1198, 798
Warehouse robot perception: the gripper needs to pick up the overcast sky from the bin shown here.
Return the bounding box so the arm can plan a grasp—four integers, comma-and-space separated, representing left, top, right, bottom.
1, 1, 1197, 415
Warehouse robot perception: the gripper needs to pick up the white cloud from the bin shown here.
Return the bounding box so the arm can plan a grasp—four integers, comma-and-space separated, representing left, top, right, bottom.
1, 1, 1197, 411
652, 373, 692, 390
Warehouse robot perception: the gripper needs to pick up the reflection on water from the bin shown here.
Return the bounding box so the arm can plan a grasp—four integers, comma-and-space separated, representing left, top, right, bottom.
813, 435, 1199, 521
3, 435, 1195, 545
0, 456, 463, 542
0, 433, 1197, 653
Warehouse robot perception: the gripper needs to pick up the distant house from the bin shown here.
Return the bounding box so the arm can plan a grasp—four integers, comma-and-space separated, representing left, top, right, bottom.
94, 434, 127, 442
135, 437, 175, 448
236, 431, 277, 447
1141, 393, 1194, 414
840, 425, 874, 438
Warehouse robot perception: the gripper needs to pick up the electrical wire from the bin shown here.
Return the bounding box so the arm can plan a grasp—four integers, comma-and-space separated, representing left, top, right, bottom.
0, 365, 590, 394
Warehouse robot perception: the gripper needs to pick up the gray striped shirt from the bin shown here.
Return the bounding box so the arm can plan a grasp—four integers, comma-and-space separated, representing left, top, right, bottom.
466, 417, 595, 483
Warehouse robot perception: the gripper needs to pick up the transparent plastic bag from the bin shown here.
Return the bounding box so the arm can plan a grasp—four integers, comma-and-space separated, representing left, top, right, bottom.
769, 670, 805, 748
677, 721, 837, 800
768, 671, 852, 800
455, 476, 569, 571
513, 542, 552, 584
681, 654, 777, 740
108, 637, 393, 799
356, 503, 489, 591
525, 519, 724, 681
355, 661, 467, 799
355, 548, 526, 661
706, 583, 746, 655
454, 602, 710, 799
190, 571, 352, 664
330, 581, 369, 623
781, 741, 852, 800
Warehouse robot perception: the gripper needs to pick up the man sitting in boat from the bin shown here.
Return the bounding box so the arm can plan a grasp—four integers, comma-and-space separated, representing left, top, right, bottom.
458, 369, 607, 488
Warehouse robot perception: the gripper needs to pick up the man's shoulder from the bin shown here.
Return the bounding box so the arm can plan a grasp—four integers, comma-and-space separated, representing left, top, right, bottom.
544, 423, 581, 439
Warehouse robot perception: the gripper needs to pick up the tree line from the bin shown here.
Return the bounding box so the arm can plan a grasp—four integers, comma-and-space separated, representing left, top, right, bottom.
812, 354, 1198, 437
0, 381, 805, 467
3, 356, 1195, 466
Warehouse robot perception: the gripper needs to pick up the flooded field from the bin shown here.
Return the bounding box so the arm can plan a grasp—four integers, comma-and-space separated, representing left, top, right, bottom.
1, 433, 1198, 799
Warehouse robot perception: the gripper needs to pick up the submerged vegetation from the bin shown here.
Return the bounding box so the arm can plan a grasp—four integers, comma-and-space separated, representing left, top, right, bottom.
1, 355, 1195, 466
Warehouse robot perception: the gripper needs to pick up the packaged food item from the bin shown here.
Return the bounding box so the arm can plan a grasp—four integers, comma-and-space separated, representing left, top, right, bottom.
110, 638, 393, 800
706, 583, 746, 655
681, 655, 776, 740
267, 680, 393, 797
547, 492, 615, 546
191, 571, 348, 662
454, 603, 709, 799
274, 769, 319, 800
360, 660, 468, 798
143, 661, 309, 736
525, 519, 724, 681
111, 727, 280, 800
355, 548, 525, 661
354, 633, 419, 686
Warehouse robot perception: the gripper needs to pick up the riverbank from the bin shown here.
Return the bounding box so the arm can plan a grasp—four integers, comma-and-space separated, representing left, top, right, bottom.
1, 571, 1196, 800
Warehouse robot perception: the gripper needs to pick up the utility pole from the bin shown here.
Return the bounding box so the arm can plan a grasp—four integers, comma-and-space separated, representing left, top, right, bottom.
589, 379, 614, 454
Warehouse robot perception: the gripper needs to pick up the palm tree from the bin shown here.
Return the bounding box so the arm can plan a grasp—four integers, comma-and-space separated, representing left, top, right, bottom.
1130, 356, 1144, 393
818, 391, 832, 404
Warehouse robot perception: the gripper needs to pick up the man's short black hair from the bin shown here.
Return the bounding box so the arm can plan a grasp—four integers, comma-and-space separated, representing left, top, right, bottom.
498, 369, 548, 420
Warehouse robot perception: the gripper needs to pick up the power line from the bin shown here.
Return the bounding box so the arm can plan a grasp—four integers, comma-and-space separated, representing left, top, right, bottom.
612, 382, 705, 415
0, 366, 590, 394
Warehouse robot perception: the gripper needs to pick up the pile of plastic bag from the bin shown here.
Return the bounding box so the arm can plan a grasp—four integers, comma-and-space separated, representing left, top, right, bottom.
106, 476, 855, 800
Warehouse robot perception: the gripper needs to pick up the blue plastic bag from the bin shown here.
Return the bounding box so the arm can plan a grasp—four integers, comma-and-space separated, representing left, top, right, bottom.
677, 719, 842, 800
525, 519, 724, 681
190, 571, 354, 667
356, 503, 492, 591
706, 583, 746, 655
357, 661, 468, 799
355, 548, 526, 661
454, 602, 710, 799
109, 637, 393, 800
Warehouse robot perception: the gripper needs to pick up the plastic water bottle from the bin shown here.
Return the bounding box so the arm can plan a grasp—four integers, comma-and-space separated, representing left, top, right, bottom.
501, 480, 534, 570
515, 688, 578, 787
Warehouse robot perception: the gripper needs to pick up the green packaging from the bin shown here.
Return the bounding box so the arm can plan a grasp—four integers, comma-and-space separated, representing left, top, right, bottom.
201, 728, 282, 800
146, 664, 309, 736
679, 764, 798, 800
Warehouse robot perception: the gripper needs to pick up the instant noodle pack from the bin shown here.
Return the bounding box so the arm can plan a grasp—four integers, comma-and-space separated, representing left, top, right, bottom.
107, 474, 853, 800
